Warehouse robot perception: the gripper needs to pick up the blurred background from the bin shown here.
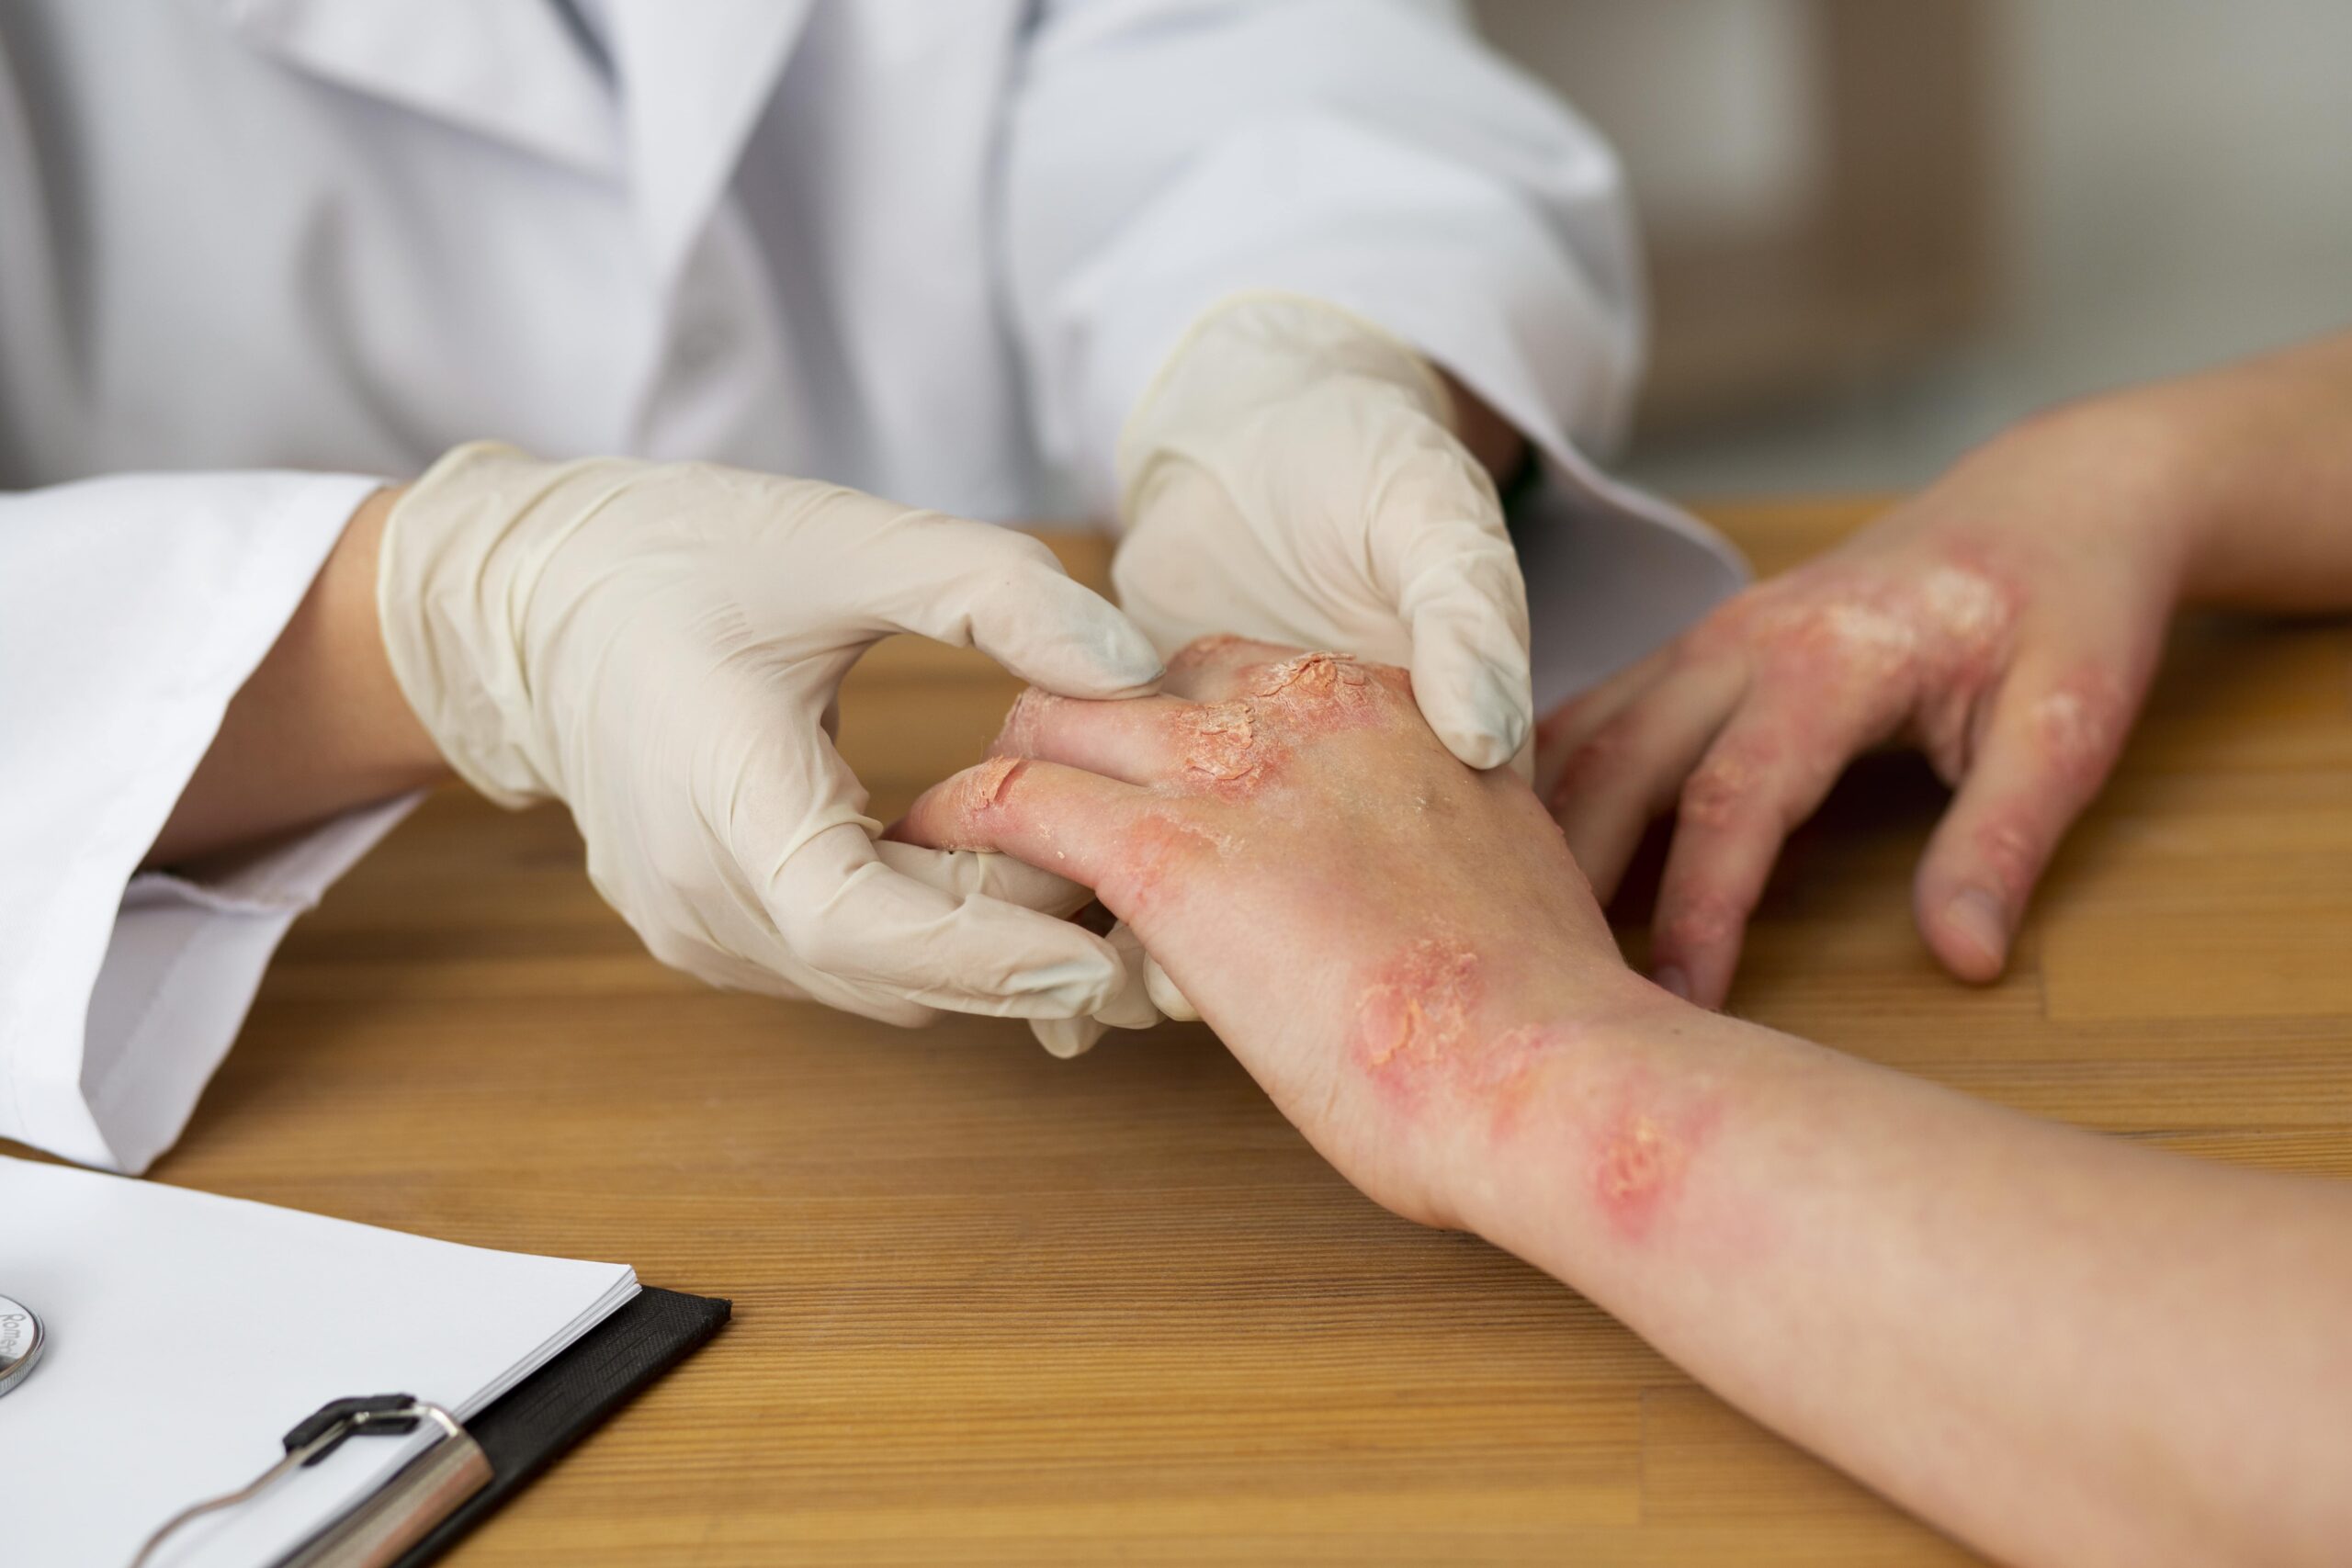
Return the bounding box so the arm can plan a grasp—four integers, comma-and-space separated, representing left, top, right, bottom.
1470, 0, 2352, 497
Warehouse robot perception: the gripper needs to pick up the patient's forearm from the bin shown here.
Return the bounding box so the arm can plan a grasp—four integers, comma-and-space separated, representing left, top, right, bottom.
147, 485, 447, 867
2127, 328, 2352, 613
896, 635, 2352, 1561
1450, 1002, 2352, 1568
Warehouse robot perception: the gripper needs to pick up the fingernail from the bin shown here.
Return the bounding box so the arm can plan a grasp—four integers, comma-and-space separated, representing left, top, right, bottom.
1943, 888, 2009, 973
1654, 964, 1691, 1002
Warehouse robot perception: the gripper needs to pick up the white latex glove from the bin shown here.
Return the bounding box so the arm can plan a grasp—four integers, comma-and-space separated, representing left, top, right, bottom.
1033, 292, 1532, 1057
1114, 292, 1531, 766
379, 442, 1164, 1026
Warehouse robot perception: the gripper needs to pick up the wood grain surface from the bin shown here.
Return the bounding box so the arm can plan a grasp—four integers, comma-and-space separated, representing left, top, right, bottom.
24, 502, 2352, 1564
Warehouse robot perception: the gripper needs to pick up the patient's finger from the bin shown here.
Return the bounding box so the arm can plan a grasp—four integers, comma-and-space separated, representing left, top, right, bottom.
893, 757, 1154, 896
1914, 658, 2140, 984
1545, 657, 1749, 903
1533, 643, 1673, 792
990, 688, 1200, 784
1647, 689, 1879, 1008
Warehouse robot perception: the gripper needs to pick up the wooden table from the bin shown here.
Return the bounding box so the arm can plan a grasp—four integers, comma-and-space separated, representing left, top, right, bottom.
33, 502, 2352, 1563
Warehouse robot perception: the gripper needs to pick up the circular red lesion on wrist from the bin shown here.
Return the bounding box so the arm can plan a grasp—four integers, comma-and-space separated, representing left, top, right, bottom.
1584, 1068, 1724, 1247
1349, 931, 1726, 1247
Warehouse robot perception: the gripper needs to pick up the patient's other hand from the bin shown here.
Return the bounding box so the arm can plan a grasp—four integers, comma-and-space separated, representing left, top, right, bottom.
894, 637, 1655, 1226
1537, 403, 2191, 1007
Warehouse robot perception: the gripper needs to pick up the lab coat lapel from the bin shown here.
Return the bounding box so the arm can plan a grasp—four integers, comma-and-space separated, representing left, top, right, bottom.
204, 0, 621, 177
599, 0, 815, 285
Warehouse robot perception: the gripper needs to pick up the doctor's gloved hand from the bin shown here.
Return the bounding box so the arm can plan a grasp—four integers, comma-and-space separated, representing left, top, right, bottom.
1033, 294, 1532, 1056
1112, 293, 1532, 772
378, 443, 1164, 1025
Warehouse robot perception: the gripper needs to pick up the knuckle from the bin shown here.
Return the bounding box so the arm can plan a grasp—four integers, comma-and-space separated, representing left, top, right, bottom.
1686, 591, 1775, 657
1679, 743, 1778, 831
1678, 762, 1747, 830
1657, 887, 1751, 953
1168, 634, 1252, 675
1555, 714, 1643, 790
1970, 817, 2047, 899
2028, 673, 2132, 784
1099, 810, 1216, 921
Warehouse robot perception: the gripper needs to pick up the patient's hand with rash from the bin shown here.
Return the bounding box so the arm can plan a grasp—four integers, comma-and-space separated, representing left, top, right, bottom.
896, 631, 2352, 1568
894, 635, 1659, 1230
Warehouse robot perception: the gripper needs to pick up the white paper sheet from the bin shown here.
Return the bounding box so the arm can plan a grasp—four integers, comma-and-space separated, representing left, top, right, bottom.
0, 1156, 638, 1567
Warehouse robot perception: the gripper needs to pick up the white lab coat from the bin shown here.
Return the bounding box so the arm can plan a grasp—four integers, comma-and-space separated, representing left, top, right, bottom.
0, 0, 1744, 1173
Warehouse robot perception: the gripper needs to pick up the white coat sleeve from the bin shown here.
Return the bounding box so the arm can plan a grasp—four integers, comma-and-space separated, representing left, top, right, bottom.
1000, 0, 1747, 705
1003, 0, 1651, 509
0, 472, 417, 1174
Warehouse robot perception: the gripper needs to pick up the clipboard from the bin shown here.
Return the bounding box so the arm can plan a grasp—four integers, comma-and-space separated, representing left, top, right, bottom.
387, 1287, 729, 1566
134, 1288, 729, 1568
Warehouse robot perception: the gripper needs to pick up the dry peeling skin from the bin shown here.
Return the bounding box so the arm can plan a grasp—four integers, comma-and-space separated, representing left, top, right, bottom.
1166, 650, 1384, 798
1351, 939, 1565, 1113
1916, 562, 2012, 646
1250, 651, 1380, 728
937, 754, 1023, 851
1355, 936, 1482, 1079
1351, 938, 1722, 1246
1760, 559, 2019, 691
1585, 1065, 1726, 1245
2029, 669, 2130, 781
1590, 1101, 1687, 1244
992, 686, 1057, 760
1180, 701, 1264, 784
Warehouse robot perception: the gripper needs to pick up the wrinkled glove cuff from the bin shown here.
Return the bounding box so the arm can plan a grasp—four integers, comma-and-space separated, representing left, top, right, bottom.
376, 441, 606, 809
1115, 291, 1456, 525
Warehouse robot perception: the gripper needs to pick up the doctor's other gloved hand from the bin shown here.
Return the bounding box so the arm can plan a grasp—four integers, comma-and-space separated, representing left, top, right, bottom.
378, 443, 1163, 1024
1035, 293, 1533, 1057
1114, 293, 1532, 771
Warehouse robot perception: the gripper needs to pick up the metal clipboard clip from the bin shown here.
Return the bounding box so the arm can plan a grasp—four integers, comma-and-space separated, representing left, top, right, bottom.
128, 1393, 492, 1568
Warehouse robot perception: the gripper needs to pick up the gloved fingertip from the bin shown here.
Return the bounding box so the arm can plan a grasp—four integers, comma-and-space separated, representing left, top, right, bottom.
1433, 697, 1528, 772
1143, 956, 1199, 1022
968, 568, 1163, 698
1108, 619, 1170, 688
1010, 953, 1126, 1018
1031, 1012, 1109, 1059
1047, 614, 1164, 700
1438, 725, 1513, 773
1479, 660, 1535, 757
1414, 650, 1531, 773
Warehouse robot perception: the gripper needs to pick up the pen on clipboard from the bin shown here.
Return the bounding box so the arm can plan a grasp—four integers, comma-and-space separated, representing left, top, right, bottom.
127, 1393, 492, 1568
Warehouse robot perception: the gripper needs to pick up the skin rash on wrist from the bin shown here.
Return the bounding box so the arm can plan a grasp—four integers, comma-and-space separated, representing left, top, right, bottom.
1347, 932, 1724, 1247
933, 637, 1735, 1252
